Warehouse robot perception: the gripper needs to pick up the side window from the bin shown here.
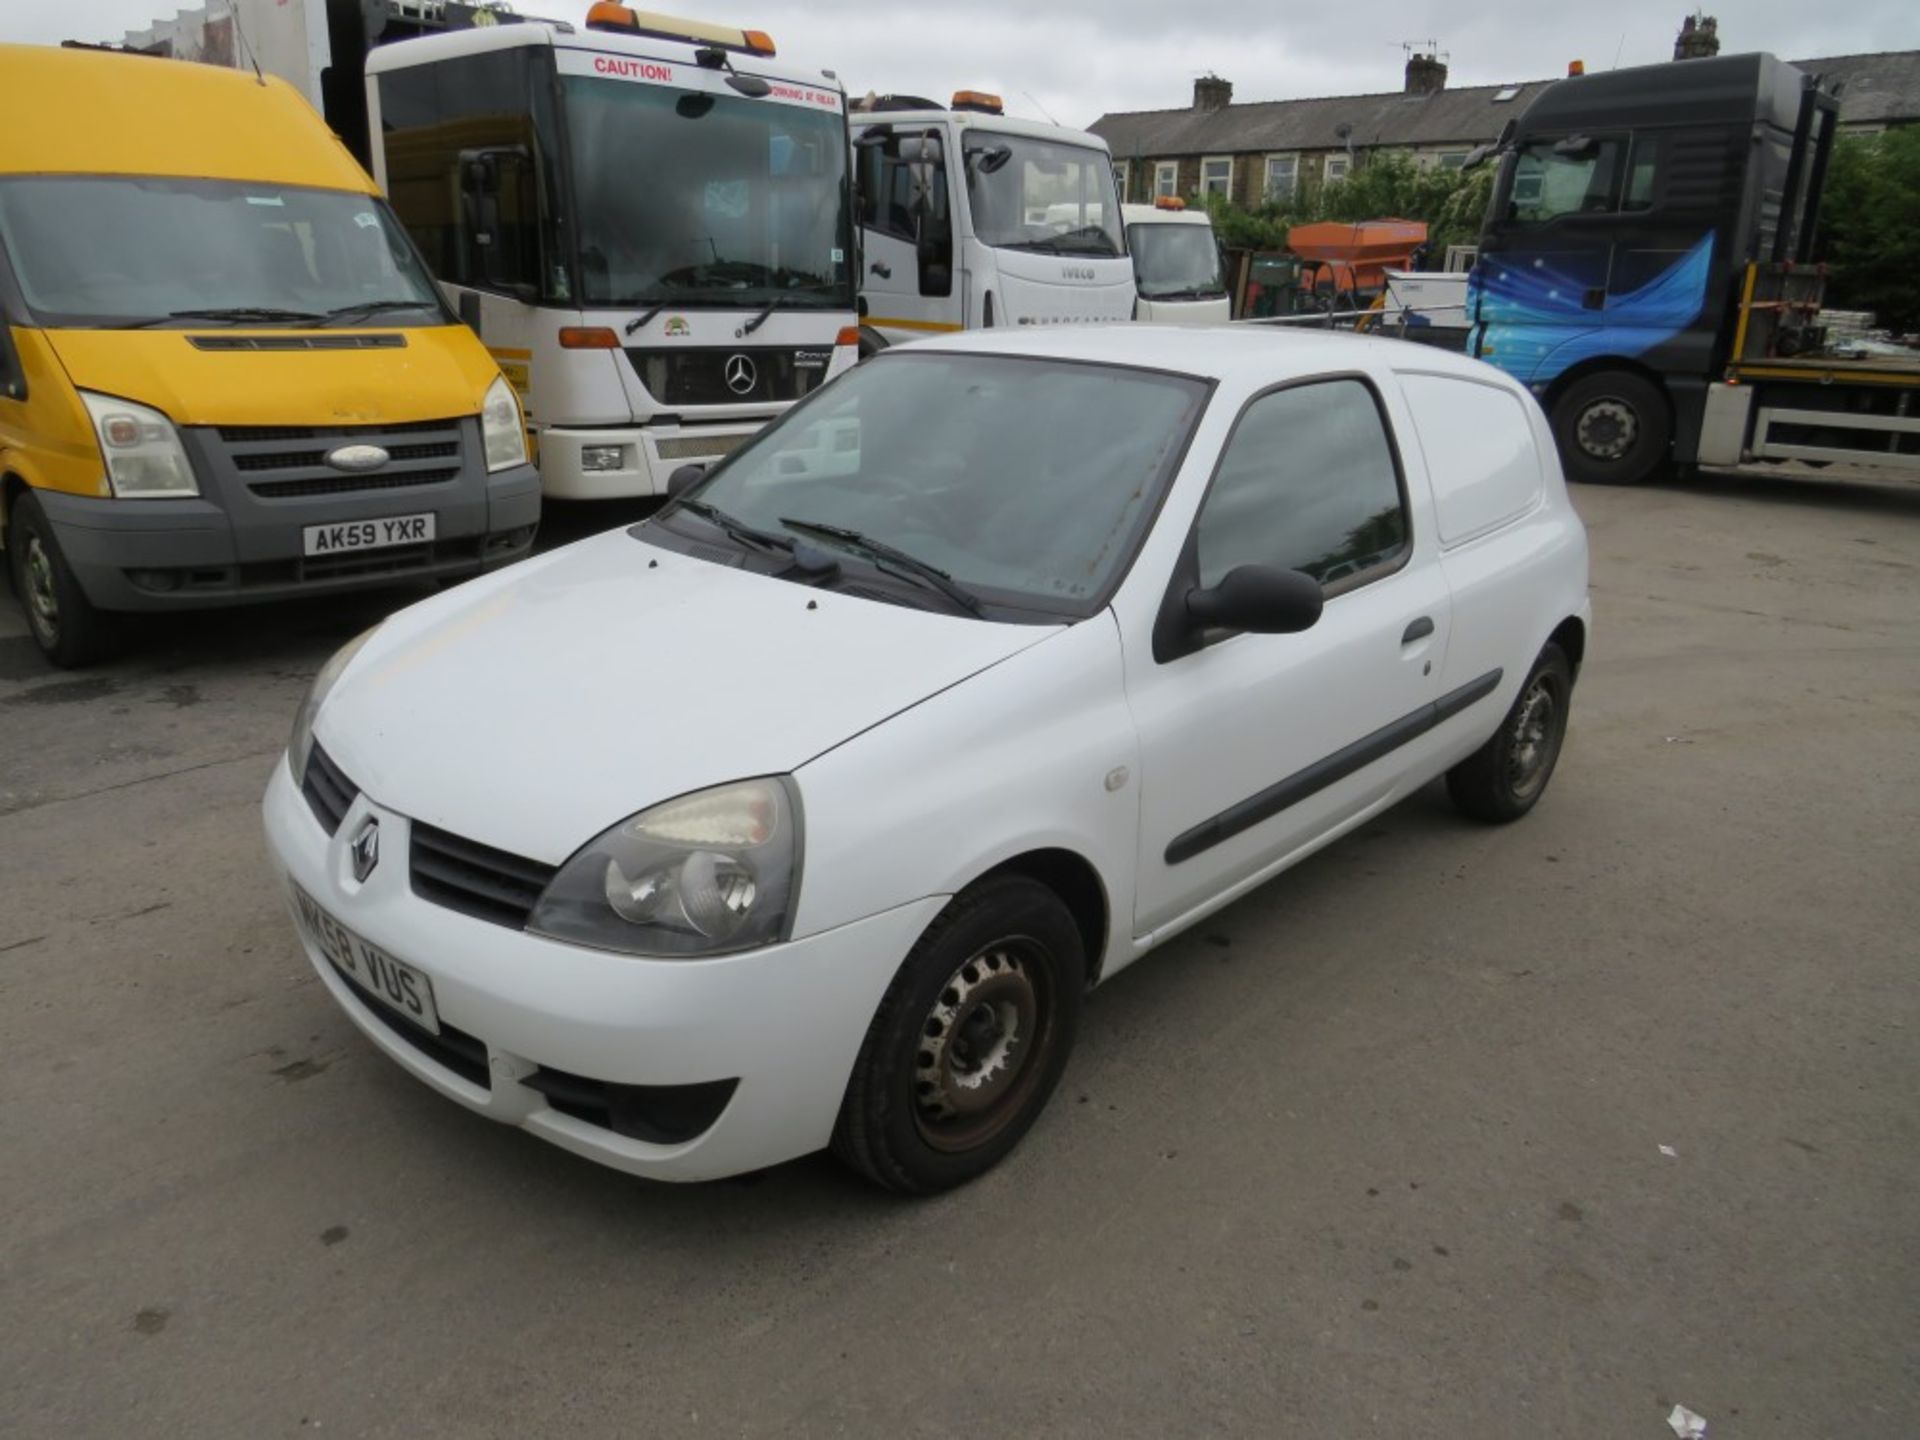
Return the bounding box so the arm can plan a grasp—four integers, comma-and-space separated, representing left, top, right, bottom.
1622, 132, 1663, 213
1397, 374, 1542, 545
1196, 379, 1408, 591
1508, 137, 1625, 223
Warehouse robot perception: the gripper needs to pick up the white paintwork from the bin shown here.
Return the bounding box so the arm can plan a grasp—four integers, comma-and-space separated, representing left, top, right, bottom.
264, 323, 1590, 1182
1123, 204, 1231, 325
1397, 372, 1545, 545
362, 22, 857, 498
851, 108, 1136, 346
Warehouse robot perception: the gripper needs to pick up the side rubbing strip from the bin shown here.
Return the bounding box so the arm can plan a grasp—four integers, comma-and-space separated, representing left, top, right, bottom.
1164, 667, 1504, 865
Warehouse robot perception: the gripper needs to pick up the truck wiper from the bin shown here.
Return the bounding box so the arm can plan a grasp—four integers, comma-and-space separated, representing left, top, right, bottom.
114, 306, 328, 328
625, 301, 669, 336
777, 518, 983, 617
315, 298, 442, 327
738, 296, 791, 337
670, 498, 795, 557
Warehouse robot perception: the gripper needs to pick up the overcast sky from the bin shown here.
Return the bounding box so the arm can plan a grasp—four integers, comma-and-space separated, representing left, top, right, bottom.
11, 0, 1920, 128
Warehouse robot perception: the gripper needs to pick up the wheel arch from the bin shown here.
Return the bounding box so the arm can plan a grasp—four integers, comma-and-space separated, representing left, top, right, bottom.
1547, 614, 1586, 681
961, 847, 1111, 987
1540, 354, 1672, 421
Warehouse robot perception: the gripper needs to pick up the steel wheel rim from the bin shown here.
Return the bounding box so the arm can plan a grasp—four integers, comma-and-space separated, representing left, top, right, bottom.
1506, 676, 1560, 800
913, 937, 1055, 1154
23, 534, 60, 644
1575, 398, 1638, 460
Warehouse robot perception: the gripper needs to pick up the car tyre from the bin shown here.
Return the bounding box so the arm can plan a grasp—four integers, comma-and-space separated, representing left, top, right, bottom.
832, 875, 1083, 1194
1447, 643, 1573, 823
6, 490, 116, 668
1550, 370, 1672, 486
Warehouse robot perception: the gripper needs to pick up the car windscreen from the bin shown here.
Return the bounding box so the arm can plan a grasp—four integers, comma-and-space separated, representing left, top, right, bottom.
563, 76, 853, 309
963, 135, 1124, 257
671, 351, 1208, 619
1128, 222, 1226, 300
0, 176, 447, 328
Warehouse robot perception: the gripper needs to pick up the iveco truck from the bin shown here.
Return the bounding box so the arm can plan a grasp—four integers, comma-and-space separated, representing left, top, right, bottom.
1469, 52, 1918, 484
849, 92, 1135, 352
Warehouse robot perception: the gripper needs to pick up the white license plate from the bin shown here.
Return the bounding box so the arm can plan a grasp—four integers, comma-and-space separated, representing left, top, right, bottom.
302, 512, 435, 557
291, 884, 441, 1035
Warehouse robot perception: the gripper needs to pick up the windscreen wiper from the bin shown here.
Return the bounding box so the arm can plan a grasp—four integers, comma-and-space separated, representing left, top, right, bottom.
625, 301, 669, 336
738, 296, 789, 337
670, 498, 795, 557
113, 306, 328, 328
315, 299, 441, 327
777, 518, 983, 616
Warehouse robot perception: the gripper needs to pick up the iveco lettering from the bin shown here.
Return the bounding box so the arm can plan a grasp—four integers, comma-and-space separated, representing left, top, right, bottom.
265, 327, 1591, 1193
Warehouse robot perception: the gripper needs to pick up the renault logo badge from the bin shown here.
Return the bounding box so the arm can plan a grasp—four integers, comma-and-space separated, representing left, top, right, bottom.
326, 443, 391, 474
723, 354, 757, 396
349, 817, 380, 883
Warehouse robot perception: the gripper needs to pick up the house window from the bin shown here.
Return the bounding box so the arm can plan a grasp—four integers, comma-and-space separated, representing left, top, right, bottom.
1324, 154, 1350, 184
1112, 162, 1129, 203
1200, 156, 1233, 199
1436, 150, 1469, 170
1263, 153, 1298, 203
1154, 161, 1178, 199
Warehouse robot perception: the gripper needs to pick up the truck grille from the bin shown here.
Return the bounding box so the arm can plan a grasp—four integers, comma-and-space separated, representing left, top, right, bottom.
409, 822, 557, 929
624, 347, 832, 406
205, 419, 468, 499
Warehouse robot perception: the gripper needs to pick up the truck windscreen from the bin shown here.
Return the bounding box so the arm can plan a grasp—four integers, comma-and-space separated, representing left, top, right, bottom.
563, 77, 853, 310
0, 177, 446, 329
1128, 223, 1225, 300
963, 136, 1124, 257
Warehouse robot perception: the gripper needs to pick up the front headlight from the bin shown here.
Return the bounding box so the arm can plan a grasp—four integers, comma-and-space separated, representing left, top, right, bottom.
288, 627, 378, 782
79, 390, 198, 498
529, 777, 802, 957
480, 374, 528, 472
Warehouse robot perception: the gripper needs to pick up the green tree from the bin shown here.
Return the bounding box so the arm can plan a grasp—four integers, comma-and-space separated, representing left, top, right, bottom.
1201, 150, 1494, 264
1818, 128, 1920, 333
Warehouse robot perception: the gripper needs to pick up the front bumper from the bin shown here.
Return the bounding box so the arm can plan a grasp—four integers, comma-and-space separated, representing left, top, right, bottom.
262, 759, 942, 1182
537, 422, 767, 501
40, 416, 541, 611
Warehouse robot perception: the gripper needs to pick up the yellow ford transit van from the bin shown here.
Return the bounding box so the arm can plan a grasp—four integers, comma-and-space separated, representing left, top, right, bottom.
0, 44, 540, 666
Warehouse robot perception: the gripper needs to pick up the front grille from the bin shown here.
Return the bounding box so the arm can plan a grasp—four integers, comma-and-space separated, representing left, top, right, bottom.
190, 334, 408, 352
624, 347, 831, 406
336, 965, 491, 1089
218, 418, 455, 443
301, 744, 358, 835
248, 468, 460, 499
410, 822, 557, 929
236, 441, 457, 473
655, 432, 752, 462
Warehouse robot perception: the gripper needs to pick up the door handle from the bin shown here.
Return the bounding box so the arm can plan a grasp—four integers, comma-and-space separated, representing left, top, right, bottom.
1402, 616, 1435, 644
870, 261, 893, 279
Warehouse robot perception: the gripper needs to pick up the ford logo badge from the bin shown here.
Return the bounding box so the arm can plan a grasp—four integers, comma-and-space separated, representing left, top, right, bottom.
326, 443, 391, 474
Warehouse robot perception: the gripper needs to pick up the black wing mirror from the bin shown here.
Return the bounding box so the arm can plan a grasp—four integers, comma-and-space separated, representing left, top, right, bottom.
1553, 133, 1598, 159
1186, 565, 1323, 634
666, 463, 707, 499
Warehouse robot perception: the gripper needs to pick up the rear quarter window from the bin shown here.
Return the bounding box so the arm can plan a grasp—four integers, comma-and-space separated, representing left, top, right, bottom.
1397, 373, 1544, 545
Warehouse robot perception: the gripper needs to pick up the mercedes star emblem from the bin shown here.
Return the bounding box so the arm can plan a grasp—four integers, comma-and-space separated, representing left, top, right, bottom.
724, 354, 758, 396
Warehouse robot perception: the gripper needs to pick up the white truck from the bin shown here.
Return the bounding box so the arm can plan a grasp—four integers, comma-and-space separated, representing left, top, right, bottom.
849, 92, 1135, 352
121, 1, 860, 500
1122, 200, 1229, 324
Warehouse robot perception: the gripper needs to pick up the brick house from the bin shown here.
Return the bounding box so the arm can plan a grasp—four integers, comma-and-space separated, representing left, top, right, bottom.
1092, 48, 1920, 211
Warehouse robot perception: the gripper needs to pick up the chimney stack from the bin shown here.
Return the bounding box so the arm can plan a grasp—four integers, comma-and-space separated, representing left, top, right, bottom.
1674, 13, 1720, 60
1404, 51, 1448, 95
1193, 74, 1233, 112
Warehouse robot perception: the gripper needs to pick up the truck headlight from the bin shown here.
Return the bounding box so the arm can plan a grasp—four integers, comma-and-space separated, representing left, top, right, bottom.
79, 391, 198, 498
288, 627, 378, 783
529, 777, 802, 957
480, 374, 528, 472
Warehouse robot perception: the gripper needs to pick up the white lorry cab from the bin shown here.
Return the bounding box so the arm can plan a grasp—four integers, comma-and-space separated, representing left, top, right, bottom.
364, 4, 859, 499
849, 92, 1134, 352
1124, 200, 1231, 324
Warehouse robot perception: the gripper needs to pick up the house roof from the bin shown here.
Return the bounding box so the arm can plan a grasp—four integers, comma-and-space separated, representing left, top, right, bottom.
1090, 49, 1920, 158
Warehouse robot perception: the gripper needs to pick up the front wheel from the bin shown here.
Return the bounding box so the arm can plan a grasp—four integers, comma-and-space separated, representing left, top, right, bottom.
1550, 370, 1672, 486
6, 490, 117, 668
1447, 643, 1573, 823
832, 876, 1083, 1194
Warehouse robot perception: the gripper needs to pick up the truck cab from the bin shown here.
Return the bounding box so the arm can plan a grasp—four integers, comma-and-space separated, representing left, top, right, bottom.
850, 93, 1135, 350
365, 4, 860, 500
1469, 52, 1838, 484
1122, 200, 1229, 324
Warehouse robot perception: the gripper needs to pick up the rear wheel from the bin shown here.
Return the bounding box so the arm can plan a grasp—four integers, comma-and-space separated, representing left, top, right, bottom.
1447, 644, 1573, 823
832, 876, 1082, 1194
6, 490, 116, 668
1550, 370, 1672, 486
